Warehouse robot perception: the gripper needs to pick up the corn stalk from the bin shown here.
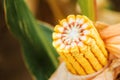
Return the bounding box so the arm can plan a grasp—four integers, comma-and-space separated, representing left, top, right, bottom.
78, 0, 97, 21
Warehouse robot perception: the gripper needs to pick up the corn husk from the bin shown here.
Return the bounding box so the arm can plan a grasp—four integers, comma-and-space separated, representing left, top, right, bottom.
99, 23, 120, 58
49, 58, 120, 80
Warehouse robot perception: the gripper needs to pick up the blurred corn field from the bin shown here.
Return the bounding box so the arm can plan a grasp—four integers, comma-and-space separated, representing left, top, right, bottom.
0, 0, 120, 80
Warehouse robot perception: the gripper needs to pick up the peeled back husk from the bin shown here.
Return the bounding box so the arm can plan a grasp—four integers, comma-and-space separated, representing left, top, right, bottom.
49, 58, 120, 80
99, 23, 120, 58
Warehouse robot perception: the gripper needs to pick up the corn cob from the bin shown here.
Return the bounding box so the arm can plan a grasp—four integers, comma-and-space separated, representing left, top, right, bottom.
52, 15, 108, 75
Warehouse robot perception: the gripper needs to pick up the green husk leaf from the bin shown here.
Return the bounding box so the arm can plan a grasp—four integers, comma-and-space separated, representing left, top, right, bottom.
78, 0, 97, 21
21, 37, 46, 80
4, 0, 59, 79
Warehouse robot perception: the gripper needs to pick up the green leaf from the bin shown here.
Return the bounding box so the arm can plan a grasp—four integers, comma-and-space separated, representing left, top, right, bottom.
4, 0, 59, 80
21, 37, 47, 80
78, 0, 97, 21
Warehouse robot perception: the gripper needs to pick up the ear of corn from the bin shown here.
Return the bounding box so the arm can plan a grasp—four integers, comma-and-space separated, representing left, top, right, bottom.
53, 15, 108, 75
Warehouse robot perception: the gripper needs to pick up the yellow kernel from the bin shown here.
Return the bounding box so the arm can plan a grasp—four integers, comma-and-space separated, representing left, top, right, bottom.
67, 15, 75, 24
54, 25, 64, 33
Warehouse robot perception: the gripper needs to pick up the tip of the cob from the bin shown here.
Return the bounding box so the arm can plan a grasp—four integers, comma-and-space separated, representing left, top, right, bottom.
52, 15, 108, 75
